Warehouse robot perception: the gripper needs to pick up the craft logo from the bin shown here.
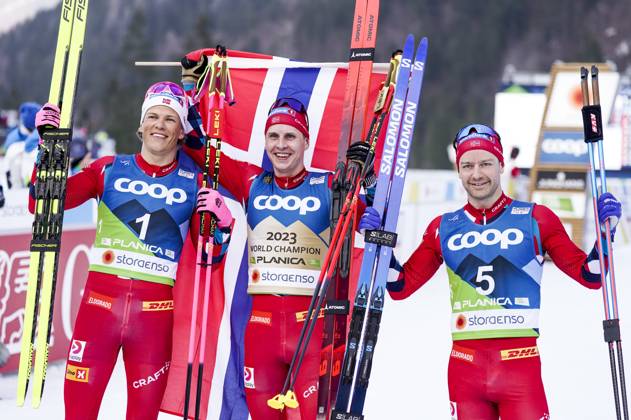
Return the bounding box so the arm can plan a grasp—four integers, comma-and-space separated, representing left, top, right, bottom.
66, 364, 90, 383
69, 339, 86, 362
244, 366, 255, 389
132, 361, 170, 388
142, 300, 174, 311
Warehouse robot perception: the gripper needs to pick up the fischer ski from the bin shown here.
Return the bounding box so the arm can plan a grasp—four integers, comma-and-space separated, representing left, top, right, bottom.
17, 0, 89, 408
332, 36, 428, 419
321, 0, 380, 416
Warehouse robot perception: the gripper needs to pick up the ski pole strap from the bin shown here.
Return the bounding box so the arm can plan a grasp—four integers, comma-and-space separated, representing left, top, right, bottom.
581, 104, 603, 143
364, 228, 397, 247
603, 318, 622, 343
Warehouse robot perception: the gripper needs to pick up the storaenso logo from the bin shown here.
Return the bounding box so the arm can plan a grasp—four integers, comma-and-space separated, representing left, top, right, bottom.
447, 228, 524, 251
114, 178, 186, 205
541, 138, 587, 157
253, 195, 320, 215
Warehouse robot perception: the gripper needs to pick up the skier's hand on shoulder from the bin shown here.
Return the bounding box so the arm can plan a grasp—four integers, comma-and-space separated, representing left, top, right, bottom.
597, 192, 622, 238
196, 187, 232, 229
35, 103, 60, 137
181, 52, 209, 91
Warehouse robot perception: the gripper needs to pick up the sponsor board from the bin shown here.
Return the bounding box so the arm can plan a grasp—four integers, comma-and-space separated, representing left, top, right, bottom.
531, 190, 587, 219
538, 131, 588, 165
535, 170, 587, 191
0, 229, 91, 374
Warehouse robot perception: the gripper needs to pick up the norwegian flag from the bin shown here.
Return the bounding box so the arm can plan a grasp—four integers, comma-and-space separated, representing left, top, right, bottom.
160, 49, 386, 420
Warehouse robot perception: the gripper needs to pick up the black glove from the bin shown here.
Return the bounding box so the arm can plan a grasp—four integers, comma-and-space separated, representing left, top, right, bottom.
346, 141, 371, 164
181, 54, 209, 89
0, 184, 4, 208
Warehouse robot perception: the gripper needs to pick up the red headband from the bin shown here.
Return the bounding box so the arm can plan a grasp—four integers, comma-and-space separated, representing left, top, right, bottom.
455, 135, 504, 166
265, 107, 309, 138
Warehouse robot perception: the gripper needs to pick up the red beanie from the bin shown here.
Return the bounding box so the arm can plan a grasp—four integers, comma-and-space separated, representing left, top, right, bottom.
455, 134, 504, 167
265, 106, 309, 138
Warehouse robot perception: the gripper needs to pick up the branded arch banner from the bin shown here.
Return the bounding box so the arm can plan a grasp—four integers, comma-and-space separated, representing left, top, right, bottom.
160, 49, 386, 420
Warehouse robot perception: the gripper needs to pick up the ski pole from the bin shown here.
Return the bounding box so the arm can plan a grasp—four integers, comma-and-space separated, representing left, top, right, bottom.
183, 46, 224, 420
581, 65, 629, 420
194, 45, 233, 420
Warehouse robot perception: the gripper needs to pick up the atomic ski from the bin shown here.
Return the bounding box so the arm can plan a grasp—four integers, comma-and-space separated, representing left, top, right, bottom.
16, 0, 90, 408
321, 0, 380, 417
333, 36, 428, 420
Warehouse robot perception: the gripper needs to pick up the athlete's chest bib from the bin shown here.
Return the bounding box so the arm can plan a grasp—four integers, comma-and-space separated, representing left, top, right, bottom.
246, 172, 331, 295
439, 201, 543, 340
89, 153, 198, 285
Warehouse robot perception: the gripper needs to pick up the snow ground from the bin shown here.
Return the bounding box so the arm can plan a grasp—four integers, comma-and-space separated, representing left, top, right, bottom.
1, 247, 630, 419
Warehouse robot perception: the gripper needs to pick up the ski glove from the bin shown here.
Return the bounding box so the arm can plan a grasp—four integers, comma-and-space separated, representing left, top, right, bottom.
196, 187, 232, 229
597, 192, 622, 238
358, 206, 381, 232
35, 103, 61, 136
181, 53, 208, 91
346, 141, 376, 188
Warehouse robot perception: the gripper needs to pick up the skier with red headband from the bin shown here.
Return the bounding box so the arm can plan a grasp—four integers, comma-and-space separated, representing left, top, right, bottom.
29, 81, 232, 420
360, 124, 622, 420
181, 52, 375, 420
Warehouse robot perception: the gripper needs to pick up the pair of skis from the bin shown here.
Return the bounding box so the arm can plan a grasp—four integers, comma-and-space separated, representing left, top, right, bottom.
320, 0, 380, 416
580, 66, 629, 420
333, 35, 428, 420
183, 46, 234, 420
16, 0, 89, 408
267, 47, 401, 414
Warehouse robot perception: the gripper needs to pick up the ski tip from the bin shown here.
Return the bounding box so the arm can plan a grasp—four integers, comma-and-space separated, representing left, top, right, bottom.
405, 33, 414, 44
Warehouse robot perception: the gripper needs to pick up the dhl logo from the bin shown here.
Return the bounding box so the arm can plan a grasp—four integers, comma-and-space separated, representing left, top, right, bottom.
66, 364, 90, 383
500, 346, 539, 360
295, 309, 325, 323
142, 300, 174, 311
